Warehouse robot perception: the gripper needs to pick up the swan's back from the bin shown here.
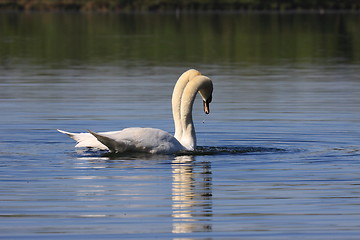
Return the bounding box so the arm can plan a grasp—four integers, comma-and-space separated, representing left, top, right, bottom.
90, 128, 185, 154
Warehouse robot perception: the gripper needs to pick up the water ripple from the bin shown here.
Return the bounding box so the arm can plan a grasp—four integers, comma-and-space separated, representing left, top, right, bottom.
185, 146, 287, 156
76, 146, 287, 159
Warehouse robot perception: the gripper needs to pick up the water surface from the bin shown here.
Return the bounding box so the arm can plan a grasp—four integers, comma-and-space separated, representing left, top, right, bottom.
1, 12, 360, 239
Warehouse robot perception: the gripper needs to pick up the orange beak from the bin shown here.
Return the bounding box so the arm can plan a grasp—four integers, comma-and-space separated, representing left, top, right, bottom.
203, 95, 212, 114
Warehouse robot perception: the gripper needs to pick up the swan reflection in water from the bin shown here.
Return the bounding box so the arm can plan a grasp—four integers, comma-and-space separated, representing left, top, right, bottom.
75, 151, 213, 233
172, 155, 212, 233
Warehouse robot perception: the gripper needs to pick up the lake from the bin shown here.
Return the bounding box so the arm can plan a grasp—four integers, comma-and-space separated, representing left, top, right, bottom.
0, 12, 360, 239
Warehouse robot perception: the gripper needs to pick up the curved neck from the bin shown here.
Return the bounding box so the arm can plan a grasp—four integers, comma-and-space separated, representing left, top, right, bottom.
172, 69, 201, 141
180, 76, 212, 150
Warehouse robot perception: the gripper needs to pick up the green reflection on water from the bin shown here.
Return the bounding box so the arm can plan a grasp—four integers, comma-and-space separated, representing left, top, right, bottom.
0, 12, 359, 67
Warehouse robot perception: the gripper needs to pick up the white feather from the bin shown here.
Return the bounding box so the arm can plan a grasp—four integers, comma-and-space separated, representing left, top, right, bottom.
57, 69, 213, 154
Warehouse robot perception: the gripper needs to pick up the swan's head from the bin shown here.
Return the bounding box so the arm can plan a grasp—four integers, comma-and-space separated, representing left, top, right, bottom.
198, 77, 213, 114
203, 94, 212, 114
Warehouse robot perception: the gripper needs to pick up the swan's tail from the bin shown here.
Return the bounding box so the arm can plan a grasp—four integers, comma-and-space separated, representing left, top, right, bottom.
57, 129, 108, 150
57, 129, 80, 141
88, 130, 129, 153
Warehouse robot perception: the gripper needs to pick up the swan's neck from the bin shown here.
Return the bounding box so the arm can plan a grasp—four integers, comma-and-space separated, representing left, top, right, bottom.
180, 76, 212, 151
180, 94, 196, 150
172, 69, 201, 141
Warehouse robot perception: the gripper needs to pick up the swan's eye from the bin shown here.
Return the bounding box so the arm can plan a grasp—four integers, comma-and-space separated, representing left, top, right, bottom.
206, 95, 212, 104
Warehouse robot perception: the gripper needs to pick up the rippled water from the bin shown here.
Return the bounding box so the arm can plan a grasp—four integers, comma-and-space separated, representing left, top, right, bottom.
1, 12, 360, 239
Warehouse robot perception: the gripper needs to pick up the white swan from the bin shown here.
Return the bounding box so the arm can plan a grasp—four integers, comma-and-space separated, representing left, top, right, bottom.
58, 69, 213, 154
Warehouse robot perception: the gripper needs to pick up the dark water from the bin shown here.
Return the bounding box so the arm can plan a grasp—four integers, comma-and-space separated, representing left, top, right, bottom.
1, 13, 360, 239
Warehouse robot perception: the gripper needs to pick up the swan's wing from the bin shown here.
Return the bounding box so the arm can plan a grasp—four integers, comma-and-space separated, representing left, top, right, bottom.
88, 130, 130, 152
57, 129, 108, 150
88, 128, 184, 154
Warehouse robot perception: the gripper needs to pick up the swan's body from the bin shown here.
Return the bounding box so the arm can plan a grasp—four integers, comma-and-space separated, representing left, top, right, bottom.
58, 69, 213, 154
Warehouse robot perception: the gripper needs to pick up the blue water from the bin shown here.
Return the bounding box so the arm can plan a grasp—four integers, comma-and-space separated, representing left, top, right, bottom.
1, 13, 360, 240
1, 63, 360, 239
